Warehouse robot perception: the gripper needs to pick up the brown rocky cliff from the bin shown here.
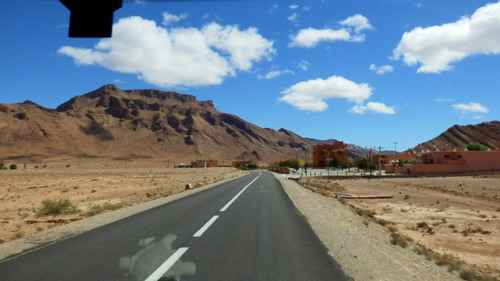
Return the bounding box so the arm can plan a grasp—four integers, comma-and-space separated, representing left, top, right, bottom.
0, 85, 315, 165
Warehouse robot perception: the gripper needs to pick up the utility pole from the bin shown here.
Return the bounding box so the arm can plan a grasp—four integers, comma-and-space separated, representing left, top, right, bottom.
393, 142, 398, 153
378, 146, 382, 176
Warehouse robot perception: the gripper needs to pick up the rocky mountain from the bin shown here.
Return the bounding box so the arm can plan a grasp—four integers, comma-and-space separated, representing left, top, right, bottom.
0, 85, 315, 166
414, 121, 500, 151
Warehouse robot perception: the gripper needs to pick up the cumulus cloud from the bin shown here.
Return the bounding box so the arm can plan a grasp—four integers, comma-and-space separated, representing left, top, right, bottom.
289, 4, 299, 9
369, 64, 394, 75
340, 14, 374, 33
289, 14, 373, 47
393, 2, 500, 73
162, 12, 187, 26
289, 28, 350, 47
452, 103, 489, 113
350, 102, 396, 114
258, 69, 294, 80
58, 16, 275, 88
279, 75, 372, 111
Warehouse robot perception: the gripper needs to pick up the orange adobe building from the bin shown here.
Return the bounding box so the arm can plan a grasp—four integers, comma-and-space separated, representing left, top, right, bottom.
312, 141, 348, 168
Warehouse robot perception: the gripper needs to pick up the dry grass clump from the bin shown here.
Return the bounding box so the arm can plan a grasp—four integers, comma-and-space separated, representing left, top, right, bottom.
412, 244, 498, 281
298, 180, 346, 197
84, 203, 123, 217
38, 199, 80, 216
390, 232, 408, 248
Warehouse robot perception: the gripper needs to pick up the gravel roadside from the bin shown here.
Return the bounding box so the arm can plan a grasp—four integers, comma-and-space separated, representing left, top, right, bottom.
276, 175, 460, 281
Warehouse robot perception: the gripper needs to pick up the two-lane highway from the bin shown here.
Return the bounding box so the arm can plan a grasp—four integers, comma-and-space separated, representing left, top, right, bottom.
0, 171, 350, 281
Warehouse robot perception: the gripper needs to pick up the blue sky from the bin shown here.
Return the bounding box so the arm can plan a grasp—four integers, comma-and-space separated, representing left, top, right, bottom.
1, 0, 499, 151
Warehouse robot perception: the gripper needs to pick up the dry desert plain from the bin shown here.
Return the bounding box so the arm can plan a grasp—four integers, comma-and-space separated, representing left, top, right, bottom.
302, 174, 500, 279
0, 166, 244, 246
0, 165, 499, 280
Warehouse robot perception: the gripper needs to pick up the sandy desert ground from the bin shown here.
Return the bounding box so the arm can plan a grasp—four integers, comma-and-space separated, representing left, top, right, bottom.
0, 167, 243, 245
302, 174, 499, 279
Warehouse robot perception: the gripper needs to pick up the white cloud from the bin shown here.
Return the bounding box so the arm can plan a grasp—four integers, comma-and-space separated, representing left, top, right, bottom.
289, 14, 373, 47
289, 5, 299, 9
350, 102, 396, 114
452, 103, 489, 113
288, 13, 300, 23
340, 14, 374, 33
162, 12, 187, 26
369, 64, 394, 75
393, 2, 500, 73
58, 16, 275, 88
297, 60, 310, 71
289, 28, 351, 48
279, 75, 372, 112
258, 69, 294, 80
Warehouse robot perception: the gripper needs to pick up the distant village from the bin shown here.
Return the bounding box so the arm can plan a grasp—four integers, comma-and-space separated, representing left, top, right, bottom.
187, 141, 500, 176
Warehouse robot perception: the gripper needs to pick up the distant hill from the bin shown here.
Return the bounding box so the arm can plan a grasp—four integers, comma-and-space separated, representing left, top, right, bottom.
414, 121, 500, 151
0, 85, 317, 166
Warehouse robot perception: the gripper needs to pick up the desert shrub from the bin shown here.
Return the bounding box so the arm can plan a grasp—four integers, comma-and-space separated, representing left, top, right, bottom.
465, 143, 487, 151
417, 221, 428, 228
353, 206, 375, 218
85, 203, 122, 216
39, 199, 80, 216
390, 232, 408, 248
387, 226, 398, 233
0, 162, 6, 170
9, 164, 17, 170
376, 218, 390, 226
459, 269, 480, 281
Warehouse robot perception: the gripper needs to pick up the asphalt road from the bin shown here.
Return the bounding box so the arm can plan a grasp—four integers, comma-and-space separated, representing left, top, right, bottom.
0, 171, 349, 281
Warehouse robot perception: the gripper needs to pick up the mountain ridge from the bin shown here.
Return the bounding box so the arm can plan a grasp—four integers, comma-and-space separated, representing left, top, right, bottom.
0, 85, 315, 165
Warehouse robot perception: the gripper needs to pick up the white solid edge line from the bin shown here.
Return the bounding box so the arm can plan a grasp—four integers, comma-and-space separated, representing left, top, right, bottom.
219, 173, 261, 212
193, 215, 219, 237
145, 247, 189, 281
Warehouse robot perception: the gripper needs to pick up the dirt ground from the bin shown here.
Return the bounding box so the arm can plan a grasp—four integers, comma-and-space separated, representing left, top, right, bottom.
0, 167, 242, 245
304, 174, 500, 279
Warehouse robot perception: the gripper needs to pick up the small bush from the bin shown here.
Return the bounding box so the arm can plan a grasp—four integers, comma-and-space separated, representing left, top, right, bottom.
85, 203, 122, 216
413, 245, 434, 260
459, 269, 480, 281
387, 226, 398, 233
9, 164, 17, 170
390, 232, 408, 248
353, 206, 374, 218
39, 199, 80, 216
417, 221, 428, 228
377, 219, 390, 226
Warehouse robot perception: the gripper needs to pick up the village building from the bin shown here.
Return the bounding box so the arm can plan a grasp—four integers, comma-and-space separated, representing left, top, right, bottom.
385, 150, 500, 175
191, 159, 218, 168
232, 160, 252, 168
312, 141, 348, 168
